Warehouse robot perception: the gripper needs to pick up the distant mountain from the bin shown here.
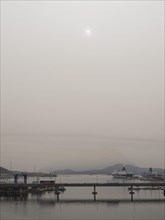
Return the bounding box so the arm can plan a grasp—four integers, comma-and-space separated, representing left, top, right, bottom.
100, 163, 141, 174
0, 167, 52, 177
1, 164, 164, 177
53, 169, 78, 175
52, 164, 165, 175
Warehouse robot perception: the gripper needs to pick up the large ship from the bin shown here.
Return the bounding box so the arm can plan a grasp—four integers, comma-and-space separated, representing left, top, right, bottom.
112, 166, 133, 179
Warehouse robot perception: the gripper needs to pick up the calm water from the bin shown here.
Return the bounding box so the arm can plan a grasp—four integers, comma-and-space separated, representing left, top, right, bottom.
1, 175, 165, 220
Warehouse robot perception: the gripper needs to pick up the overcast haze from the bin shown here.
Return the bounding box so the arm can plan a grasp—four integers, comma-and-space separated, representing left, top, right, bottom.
1, 1, 164, 172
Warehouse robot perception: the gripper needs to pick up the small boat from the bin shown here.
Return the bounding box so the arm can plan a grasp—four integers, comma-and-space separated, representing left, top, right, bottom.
32, 177, 40, 184
32, 180, 40, 184
128, 186, 141, 191
29, 187, 46, 193
40, 180, 55, 184
58, 186, 66, 191
160, 186, 165, 190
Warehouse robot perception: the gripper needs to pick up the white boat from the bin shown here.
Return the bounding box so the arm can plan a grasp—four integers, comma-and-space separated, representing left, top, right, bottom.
32, 177, 40, 184
112, 166, 133, 179
128, 186, 141, 191
58, 186, 66, 191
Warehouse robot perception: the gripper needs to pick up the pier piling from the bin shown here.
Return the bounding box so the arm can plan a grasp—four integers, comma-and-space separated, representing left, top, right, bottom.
129, 186, 135, 202
55, 187, 60, 201
92, 185, 97, 201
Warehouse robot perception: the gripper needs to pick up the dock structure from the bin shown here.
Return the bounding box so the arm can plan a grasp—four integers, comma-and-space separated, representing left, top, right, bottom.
0, 182, 165, 201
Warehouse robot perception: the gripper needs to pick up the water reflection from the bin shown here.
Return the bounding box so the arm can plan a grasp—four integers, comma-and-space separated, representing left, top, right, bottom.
1, 195, 164, 204
37, 198, 165, 204
1, 175, 164, 219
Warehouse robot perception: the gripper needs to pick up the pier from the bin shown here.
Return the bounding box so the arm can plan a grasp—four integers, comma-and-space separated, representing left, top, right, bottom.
0, 182, 165, 201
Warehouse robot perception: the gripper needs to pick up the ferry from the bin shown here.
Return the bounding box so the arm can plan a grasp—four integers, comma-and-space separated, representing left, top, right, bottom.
112, 166, 133, 179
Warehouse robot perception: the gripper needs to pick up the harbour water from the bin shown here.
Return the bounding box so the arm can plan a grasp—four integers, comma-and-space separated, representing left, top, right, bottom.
0, 175, 165, 219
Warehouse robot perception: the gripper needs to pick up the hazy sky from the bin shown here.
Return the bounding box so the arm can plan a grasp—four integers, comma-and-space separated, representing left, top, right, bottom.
1, 1, 164, 172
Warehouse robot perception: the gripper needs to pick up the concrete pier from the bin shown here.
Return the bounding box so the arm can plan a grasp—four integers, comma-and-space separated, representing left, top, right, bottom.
1, 182, 164, 188
0, 182, 164, 201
